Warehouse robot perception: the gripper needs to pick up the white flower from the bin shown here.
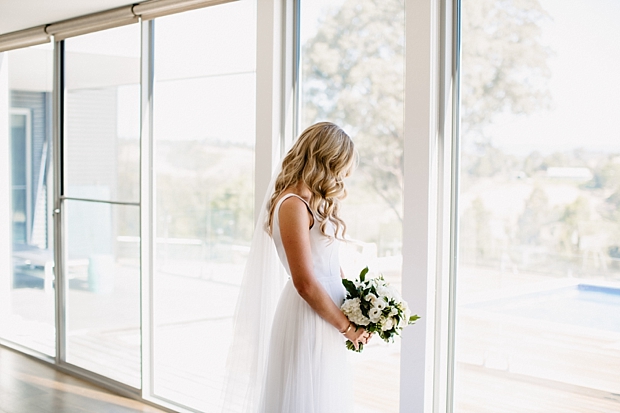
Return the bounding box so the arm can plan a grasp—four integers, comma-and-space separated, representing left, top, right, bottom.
364, 293, 378, 304
382, 317, 394, 331
368, 307, 382, 323
341, 298, 361, 314
399, 308, 412, 328
359, 315, 371, 326
388, 307, 398, 316
341, 298, 370, 326
375, 299, 387, 311
351, 310, 370, 326
376, 285, 390, 297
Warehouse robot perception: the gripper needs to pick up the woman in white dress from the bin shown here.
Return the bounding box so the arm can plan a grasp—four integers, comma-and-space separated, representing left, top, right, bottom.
259, 122, 370, 412
222, 122, 370, 413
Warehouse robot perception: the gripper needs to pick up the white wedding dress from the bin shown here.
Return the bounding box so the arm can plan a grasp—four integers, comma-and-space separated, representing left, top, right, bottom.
258, 193, 351, 413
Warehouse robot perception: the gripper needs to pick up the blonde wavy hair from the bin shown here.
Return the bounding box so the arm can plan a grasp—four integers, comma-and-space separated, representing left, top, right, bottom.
268, 122, 356, 239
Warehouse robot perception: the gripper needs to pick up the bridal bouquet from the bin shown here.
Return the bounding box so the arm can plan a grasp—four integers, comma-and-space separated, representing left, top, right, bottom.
341, 267, 420, 352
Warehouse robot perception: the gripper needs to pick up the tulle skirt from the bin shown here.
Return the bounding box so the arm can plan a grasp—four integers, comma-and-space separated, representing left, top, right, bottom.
259, 278, 351, 413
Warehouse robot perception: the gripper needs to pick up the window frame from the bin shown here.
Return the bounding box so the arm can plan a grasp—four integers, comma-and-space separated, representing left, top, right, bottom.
400, 0, 460, 411
0, 0, 461, 411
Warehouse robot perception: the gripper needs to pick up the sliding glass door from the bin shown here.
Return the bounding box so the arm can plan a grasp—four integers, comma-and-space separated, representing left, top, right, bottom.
454, 1, 620, 411
0, 43, 55, 356
2, 3, 258, 408
62, 24, 141, 387
150, 2, 256, 410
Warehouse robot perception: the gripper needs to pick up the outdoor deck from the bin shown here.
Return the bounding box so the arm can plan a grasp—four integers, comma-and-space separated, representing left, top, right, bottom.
3, 265, 620, 412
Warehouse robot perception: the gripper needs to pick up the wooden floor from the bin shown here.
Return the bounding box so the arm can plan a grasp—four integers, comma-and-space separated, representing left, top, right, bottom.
0, 346, 166, 413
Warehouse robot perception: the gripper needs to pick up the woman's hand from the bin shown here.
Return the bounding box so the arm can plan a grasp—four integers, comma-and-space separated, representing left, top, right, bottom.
342, 323, 372, 350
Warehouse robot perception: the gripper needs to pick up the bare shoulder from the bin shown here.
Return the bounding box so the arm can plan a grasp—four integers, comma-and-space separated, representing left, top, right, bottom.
278, 195, 313, 230
279, 195, 310, 220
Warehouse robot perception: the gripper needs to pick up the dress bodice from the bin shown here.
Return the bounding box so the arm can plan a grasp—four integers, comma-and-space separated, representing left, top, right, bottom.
272, 193, 341, 281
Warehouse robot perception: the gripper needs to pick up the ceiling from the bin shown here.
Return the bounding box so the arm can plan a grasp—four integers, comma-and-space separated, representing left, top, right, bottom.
0, 0, 147, 36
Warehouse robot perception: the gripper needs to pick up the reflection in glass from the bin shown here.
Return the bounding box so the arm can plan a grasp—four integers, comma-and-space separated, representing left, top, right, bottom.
455, 1, 620, 411
300, 1, 405, 411
63, 25, 142, 388
65, 200, 140, 387
0, 43, 55, 356
64, 24, 141, 204
151, 2, 256, 410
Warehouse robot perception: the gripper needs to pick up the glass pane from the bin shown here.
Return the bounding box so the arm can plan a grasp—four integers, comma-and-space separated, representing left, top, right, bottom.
300, 1, 405, 411
65, 200, 140, 387
455, 1, 620, 411
64, 24, 141, 204
11, 114, 28, 244
0, 43, 55, 356
152, 2, 256, 410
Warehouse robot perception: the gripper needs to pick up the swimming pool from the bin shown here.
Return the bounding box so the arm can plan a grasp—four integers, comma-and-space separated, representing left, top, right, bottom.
466, 284, 620, 333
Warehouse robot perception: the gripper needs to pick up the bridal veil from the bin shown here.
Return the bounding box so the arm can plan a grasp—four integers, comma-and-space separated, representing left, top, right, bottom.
221, 164, 286, 413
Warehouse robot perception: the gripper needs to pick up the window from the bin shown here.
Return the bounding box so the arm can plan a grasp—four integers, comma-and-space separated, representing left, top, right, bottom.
300, 1, 405, 410
151, 2, 256, 409
0, 43, 55, 356
63, 23, 141, 387
454, 1, 620, 411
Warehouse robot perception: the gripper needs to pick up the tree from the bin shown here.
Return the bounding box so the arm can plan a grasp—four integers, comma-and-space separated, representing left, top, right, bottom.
517, 186, 549, 245
461, 0, 551, 142
303, 0, 405, 221
303, 0, 551, 219
460, 197, 495, 264
590, 157, 620, 190
467, 145, 518, 177
559, 196, 590, 253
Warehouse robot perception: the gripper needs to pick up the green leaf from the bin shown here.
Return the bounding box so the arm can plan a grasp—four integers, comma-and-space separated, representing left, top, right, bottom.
409, 314, 421, 324
359, 266, 369, 282
342, 278, 358, 298
345, 339, 364, 353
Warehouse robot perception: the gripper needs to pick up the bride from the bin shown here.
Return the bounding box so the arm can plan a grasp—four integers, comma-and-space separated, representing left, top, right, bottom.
223, 122, 370, 413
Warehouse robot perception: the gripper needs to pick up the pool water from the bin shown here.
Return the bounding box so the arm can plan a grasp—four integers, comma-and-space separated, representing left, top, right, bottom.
466, 284, 620, 333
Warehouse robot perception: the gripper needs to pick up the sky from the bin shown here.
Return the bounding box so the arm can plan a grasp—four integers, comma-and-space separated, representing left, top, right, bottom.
301, 0, 620, 156
485, 0, 620, 155
55, 0, 620, 156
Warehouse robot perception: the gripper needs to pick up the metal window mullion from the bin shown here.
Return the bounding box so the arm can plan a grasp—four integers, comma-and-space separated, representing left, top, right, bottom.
430, 0, 460, 411
139, 18, 155, 399
445, 0, 462, 411
279, 0, 296, 151
53, 38, 67, 364
292, 0, 301, 139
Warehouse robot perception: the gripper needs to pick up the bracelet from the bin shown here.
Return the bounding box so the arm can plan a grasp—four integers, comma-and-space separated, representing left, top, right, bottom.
340, 322, 353, 335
